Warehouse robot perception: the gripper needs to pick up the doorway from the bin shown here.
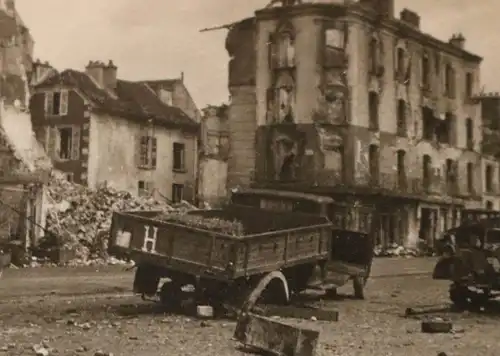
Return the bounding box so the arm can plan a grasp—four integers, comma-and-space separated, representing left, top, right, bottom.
419, 208, 437, 246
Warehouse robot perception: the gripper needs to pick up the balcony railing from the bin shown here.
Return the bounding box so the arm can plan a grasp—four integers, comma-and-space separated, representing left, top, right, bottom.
312, 170, 480, 199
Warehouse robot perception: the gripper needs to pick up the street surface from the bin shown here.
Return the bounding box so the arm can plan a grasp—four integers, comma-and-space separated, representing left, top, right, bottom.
0, 257, 497, 355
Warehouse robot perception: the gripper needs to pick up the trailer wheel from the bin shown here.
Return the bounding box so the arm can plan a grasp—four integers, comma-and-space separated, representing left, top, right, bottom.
241, 271, 290, 312
449, 284, 469, 310
159, 281, 183, 309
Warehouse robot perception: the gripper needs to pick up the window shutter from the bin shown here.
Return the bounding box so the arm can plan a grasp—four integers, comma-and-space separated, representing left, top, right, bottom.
46, 126, 57, 158
45, 92, 54, 114
60, 90, 69, 115
71, 126, 81, 160
151, 137, 157, 168
134, 135, 141, 167
180, 144, 185, 170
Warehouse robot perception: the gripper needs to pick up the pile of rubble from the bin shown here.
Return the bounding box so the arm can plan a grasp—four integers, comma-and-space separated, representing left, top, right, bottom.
36, 172, 197, 265
373, 240, 436, 257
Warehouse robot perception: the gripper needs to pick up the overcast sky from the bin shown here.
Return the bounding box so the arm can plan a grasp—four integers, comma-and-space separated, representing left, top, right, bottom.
16, 0, 500, 109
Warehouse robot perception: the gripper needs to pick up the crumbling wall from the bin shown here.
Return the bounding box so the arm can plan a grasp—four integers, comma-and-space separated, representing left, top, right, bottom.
226, 18, 258, 190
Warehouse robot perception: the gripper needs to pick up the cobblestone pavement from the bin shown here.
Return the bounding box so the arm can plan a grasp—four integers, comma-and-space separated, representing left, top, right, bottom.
0, 258, 497, 356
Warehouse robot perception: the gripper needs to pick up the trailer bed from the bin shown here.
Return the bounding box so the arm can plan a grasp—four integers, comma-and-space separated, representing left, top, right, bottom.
109, 205, 332, 280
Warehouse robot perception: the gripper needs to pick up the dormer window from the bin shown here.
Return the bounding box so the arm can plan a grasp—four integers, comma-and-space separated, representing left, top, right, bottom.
159, 89, 173, 106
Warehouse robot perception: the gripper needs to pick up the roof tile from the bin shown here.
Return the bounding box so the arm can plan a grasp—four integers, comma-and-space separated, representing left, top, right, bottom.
36, 70, 198, 131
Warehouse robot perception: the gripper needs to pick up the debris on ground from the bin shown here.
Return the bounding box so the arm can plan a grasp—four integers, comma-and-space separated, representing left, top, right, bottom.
421, 317, 453, 333
374, 240, 436, 257
32, 172, 200, 266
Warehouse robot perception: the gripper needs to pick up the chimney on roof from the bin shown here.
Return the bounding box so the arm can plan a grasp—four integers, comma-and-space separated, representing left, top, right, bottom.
449, 33, 465, 49
85, 60, 105, 86
103, 60, 117, 90
31, 59, 54, 85
400, 8, 420, 28
181, 71, 184, 82
85, 60, 117, 91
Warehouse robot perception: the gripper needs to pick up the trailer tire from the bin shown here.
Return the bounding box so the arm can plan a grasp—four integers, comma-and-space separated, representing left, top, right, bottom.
159, 281, 183, 309
241, 271, 290, 313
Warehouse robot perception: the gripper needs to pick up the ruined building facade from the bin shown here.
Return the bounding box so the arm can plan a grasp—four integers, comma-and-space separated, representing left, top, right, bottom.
479, 93, 500, 210
226, 0, 483, 248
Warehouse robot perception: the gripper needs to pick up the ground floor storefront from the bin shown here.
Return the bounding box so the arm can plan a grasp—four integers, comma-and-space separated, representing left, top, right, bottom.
329, 193, 473, 249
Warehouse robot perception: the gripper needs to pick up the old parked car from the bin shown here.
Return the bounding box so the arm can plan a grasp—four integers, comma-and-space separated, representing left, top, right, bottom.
108, 188, 374, 311
433, 216, 500, 309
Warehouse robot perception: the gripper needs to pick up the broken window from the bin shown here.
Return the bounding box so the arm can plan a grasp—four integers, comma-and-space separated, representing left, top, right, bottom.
467, 162, 474, 193
465, 72, 473, 98
444, 64, 455, 98
445, 159, 457, 192
270, 23, 295, 68
396, 99, 406, 136
422, 154, 432, 190
486, 201, 494, 210
421, 52, 430, 89
368, 144, 379, 185
395, 47, 405, 79
436, 113, 452, 144
421, 107, 435, 141
396, 149, 406, 189
324, 22, 347, 68
486, 164, 493, 193
173, 142, 185, 171
137, 135, 157, 169
45, 90, 68, 116
172, 183, 184, 203
465, 117, 473, 149
272, 72, 295, 123
368, 91, 379, 130
369, 37, 379, 75
325, 25, 344, 50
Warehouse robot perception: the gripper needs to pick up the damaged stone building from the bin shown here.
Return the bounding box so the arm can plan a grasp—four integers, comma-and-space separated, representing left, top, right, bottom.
0, 0, 51, 251
30, 61, 200, 203
225, 0, 483, 248
198, 104, 230, 206
479, 92, 500, 210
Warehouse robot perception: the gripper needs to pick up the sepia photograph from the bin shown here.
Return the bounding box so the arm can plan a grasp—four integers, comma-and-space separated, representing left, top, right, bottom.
0, 0, 498, 355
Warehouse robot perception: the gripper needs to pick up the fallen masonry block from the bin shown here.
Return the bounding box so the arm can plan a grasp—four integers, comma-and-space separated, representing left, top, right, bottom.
234, 313, 319, 356
255, 304, 339, 322
421, 318, 453, 333
196, 305, 214, 319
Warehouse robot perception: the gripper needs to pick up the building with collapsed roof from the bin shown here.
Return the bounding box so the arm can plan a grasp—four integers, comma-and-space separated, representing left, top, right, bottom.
30, 60, 200, 203
0, 0, 50, 253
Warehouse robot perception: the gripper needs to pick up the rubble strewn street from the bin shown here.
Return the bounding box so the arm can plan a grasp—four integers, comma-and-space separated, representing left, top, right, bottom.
39, 173, 198, 266
0, 260, 498, 356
